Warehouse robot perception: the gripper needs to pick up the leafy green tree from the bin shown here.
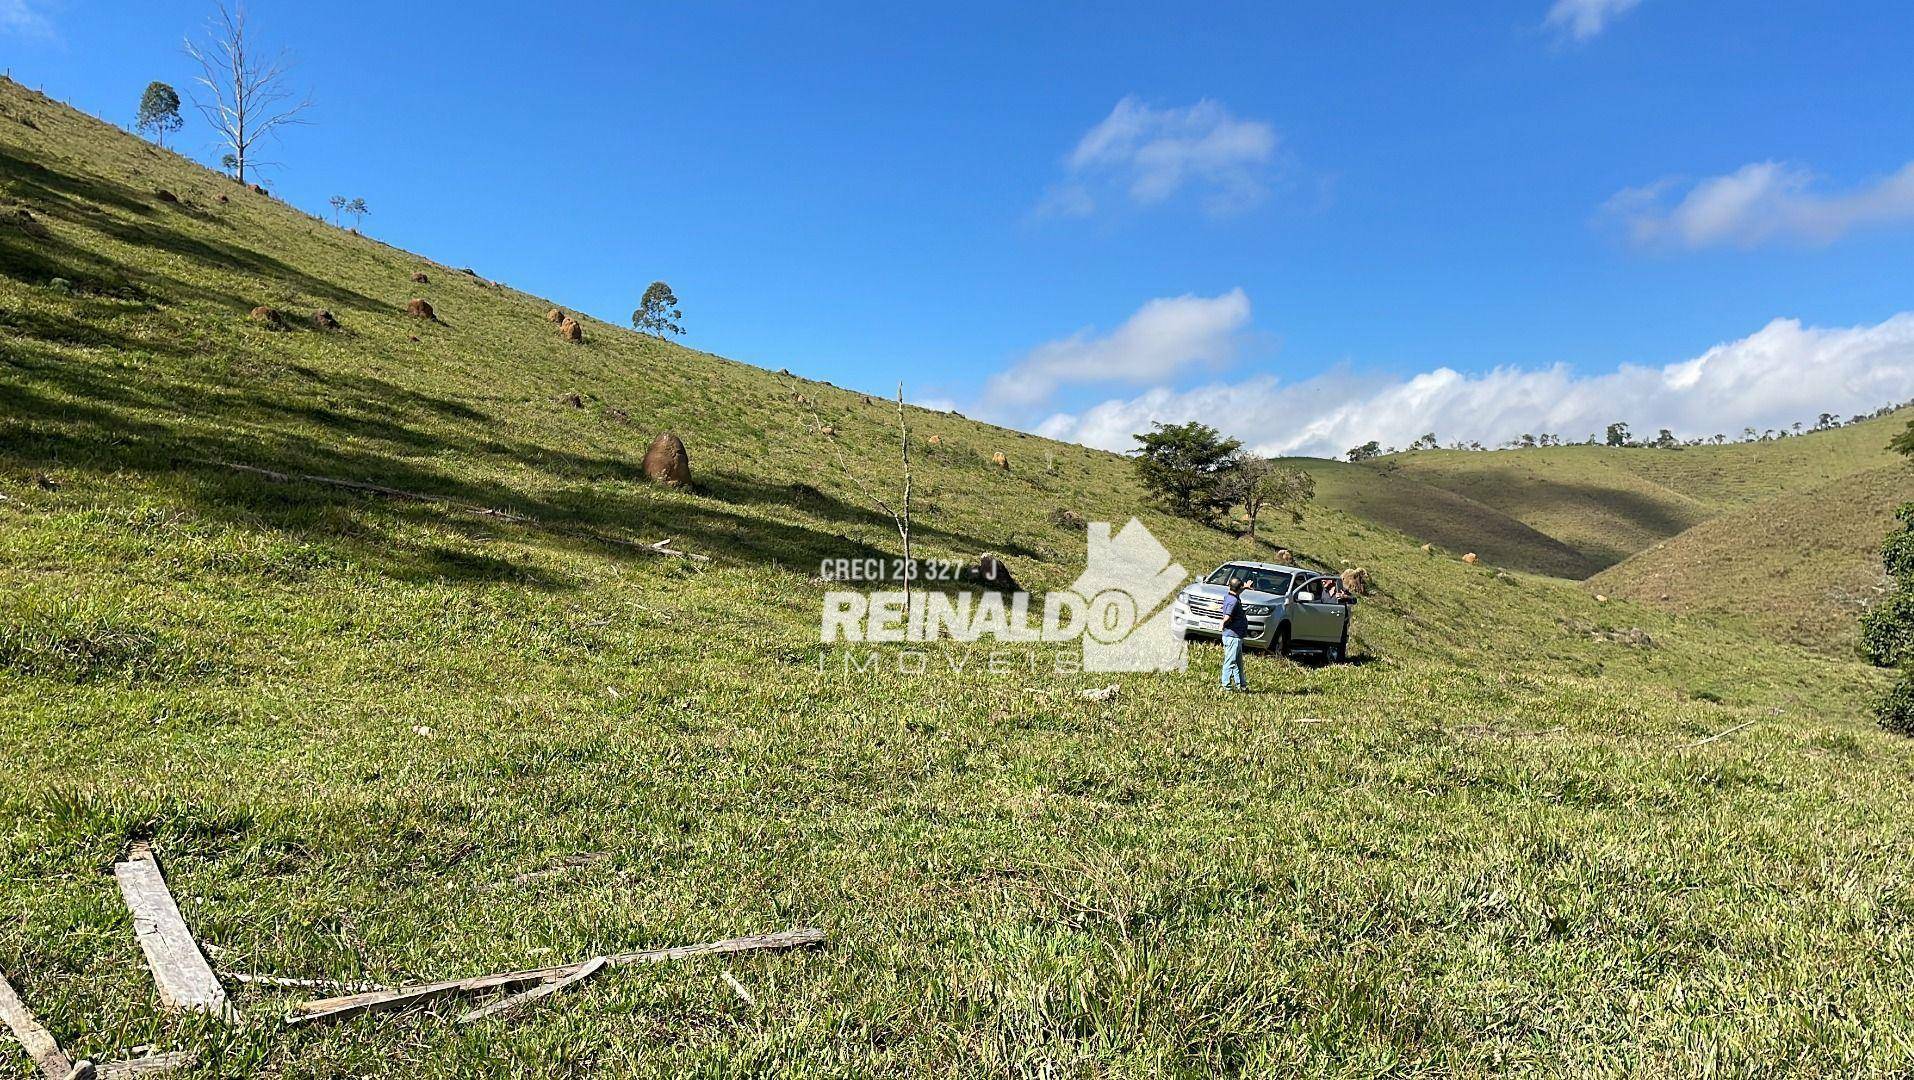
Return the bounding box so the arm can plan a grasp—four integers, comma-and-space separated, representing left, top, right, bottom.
328, 195, 346, 225
1132, 421, 1242, 521
1652, 428, 1679, 449
1605, 422, 1631, 447
631, 281, 684, 337
1345, 440, 1381, 463
1864, 504, 1914, 734
135, 82, 183, 147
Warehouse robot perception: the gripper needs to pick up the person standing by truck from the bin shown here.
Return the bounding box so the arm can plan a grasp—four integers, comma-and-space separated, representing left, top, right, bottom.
1219, 577, 1250, 691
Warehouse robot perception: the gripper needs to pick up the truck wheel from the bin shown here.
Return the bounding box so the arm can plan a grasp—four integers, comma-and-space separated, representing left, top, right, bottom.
1325, 644, 1342, 663
1273, 624, 1291, 657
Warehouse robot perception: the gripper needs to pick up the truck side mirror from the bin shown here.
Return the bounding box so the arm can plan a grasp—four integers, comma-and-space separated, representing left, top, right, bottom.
1297, 591, 1316, 603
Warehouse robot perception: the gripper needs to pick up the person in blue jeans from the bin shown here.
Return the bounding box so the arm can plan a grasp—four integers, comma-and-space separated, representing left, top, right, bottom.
1219, 577, 1249, 691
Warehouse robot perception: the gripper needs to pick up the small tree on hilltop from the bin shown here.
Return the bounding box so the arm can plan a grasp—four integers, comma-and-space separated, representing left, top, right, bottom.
1133, 421, 1242, 522
1220, 455, 1315, 543
135, 82, 184, 147
632, 281, 685, 338
328, 195, 346, 225
1605, 422, 1631, 447
1346, 440, 1381, 463
345, 197, 368, 229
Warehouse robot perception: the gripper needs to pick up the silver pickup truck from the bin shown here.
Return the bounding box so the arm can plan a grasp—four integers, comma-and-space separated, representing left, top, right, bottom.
1169, 560, 1354, 661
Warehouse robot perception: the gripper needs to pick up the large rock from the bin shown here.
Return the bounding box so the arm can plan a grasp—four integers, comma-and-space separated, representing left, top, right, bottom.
975, 553, 1020, 592
643, 433, 692, 487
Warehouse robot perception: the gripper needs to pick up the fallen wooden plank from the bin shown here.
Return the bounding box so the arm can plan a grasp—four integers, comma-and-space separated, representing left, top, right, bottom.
456, 956, 607, 1025
286, 927, 825, 1027
1681, 720, 1756, 749
111, 844, 235, 1021
94, 1051, 194, 1078
0, 971, 87, 1080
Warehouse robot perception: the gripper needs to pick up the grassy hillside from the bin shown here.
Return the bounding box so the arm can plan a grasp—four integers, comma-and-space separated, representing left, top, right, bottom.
1592, 463, 1914, 655
1366, 414, 1910, 573
1289, 458, 1607, 579
6, 77, 1914, 1076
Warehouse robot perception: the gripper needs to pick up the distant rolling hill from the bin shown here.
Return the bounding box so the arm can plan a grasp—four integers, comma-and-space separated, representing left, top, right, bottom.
1591, 462, 1914, 655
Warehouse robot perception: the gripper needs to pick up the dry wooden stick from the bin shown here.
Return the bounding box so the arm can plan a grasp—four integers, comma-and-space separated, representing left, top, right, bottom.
0, 972, 89, 1080
1681, 720, 1756, 749
206, 460, 711, 561
285, 927, 825, 1027
456, 956, 607, 1025
111, 844, 235, 1022
219, 971, 388, 993
720, 970, 756, 1008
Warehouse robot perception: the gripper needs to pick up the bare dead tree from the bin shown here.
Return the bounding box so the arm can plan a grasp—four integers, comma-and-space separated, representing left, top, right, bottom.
798, 382, 915, 607
183, 2, 311, 183
895, 381, 913, 606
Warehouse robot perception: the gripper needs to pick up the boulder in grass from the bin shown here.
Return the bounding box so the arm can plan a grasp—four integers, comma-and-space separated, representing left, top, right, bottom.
310, 309, 340, 331
559, 316, 584, 343
975, 553, 1020, 592
406, 298, 436, 320
642, 433, 692, 487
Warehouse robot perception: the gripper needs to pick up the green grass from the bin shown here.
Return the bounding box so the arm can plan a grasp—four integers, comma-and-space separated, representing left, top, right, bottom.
5, 77, 1914, 1076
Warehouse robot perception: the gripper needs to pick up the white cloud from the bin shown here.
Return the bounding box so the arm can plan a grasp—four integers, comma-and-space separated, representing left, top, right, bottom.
1544, 0, 1642, 42
1607, 161, 1914, 249
0, 0, 55, 39
1034, 313, 1914, 458
985, 289, 1252, 409
1039, 97, 1279, 218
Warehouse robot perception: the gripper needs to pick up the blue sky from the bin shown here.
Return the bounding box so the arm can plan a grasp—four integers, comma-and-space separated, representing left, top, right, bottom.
8, 0, 1914, 455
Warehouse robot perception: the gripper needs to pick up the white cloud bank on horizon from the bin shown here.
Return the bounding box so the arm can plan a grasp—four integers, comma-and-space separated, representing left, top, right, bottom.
1544, 0, 1642, 42
1608, 161, 1914, 249
1038, 97, 1279, 218
985, 289, 1252, 408
1033, 313, 1914, 458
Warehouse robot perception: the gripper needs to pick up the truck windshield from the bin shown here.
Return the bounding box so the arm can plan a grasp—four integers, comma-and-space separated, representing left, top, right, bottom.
1205, 566, 1293, 594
